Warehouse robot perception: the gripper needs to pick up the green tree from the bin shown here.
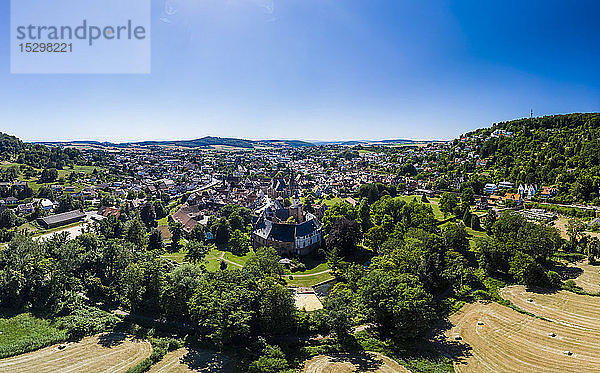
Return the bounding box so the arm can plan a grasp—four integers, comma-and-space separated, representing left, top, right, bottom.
229, 229, 251, 256
439, 192, 458, 217
186, 240, 211, 264
248, 345, 289, 373
148, 229, 163, 251
357, 269, 435, 343
125, 219, 147, 249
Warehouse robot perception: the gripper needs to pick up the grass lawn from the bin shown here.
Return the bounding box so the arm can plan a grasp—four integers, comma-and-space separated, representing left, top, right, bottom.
286, 272, 334, 287
316, 197, 343, 206
0, 313, 68, 359
291, 256, 330, 275
224, 250, 254, 267
465, 226, 489, 249
157, 217, 168, 226
162, 249, 224, 272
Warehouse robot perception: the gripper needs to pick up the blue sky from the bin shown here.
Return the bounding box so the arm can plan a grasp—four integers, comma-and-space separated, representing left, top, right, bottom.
1, 0, 599, 142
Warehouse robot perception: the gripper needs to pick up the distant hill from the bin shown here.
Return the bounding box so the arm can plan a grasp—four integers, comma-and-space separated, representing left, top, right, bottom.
34, 136, 443, 149
36, 136, 315, 149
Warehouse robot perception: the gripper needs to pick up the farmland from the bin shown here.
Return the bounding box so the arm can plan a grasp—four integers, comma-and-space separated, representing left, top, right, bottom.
501, 285, 600, 330
0, 333, 151, 373
564, 260, 600, 293
443, 301, 600, 372
148, 348, 237, 373
301, 352, 410, 373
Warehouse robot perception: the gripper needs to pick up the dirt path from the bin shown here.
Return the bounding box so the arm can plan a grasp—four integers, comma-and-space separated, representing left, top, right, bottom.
301, 352, 410, 373
0, 333, 151, 373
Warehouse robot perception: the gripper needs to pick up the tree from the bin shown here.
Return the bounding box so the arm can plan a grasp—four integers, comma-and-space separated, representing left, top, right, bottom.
245, 247, 285, 278
148, 229, 163, 251
470, 214, 481, 231
517, 222, 561, 263
213, 218, 232, 247
439, 192, 458, 217
248, 345, 289, 373
462, 209, 472, 227
140, 203, 157, 228
229, 229, 251, 256
586, 237, 600, 264
566, 218, 586, 244
357, 198, 372, 233
483, 210, 497, 233
160, 263, 203, 319
40, 168, 58, 183
257, 278, 296, 334
325, 217, 361, 257
0, 208, 17, 229
476, 237, 510, 275
186, 240, 210, 264
57, 193, 82, 213
461, 186, 475, 205
323, 284, 353, 343
189, 224, 206, 242
442, 222, 469, 254
169, 221, 184, 252
125, 219, 147, 249
358, 270, 435, 343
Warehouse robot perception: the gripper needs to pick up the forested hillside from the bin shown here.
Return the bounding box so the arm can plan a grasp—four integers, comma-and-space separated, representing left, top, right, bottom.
461, 113, 600, 202
0, 132, 83, 169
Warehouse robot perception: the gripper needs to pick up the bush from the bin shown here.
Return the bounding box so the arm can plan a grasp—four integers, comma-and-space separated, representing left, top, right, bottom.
546, 271, 562, 288
55, 306, 120, 339
472, 289, 491, 301
125, 337, 182, 373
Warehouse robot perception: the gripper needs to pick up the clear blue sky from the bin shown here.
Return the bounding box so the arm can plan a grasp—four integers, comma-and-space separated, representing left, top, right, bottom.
1, 0, 599, 142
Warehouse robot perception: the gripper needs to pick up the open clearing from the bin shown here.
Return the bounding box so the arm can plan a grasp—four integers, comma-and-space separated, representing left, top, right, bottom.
0, 333, 151, 373
443, 301, 600, 372
294, 291, 324, 311
149, 348, 237, 373
301, 352, 410, 373
501, 285, 600, 330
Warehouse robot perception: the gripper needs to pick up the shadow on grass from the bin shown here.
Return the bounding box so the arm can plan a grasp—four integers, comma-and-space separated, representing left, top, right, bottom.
327, 351, 385, 371
551, 264, 583, 281
428, 318, 473, 366
181, 349, 234, 373
97, 332, 126, 347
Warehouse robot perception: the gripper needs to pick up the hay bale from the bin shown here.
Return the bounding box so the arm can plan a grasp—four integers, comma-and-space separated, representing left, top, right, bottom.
527, 298, 533, 302
564, 350, 572, 356
549, 332, 556, 337
454, 335, 462, 340
477, 321, 484, 325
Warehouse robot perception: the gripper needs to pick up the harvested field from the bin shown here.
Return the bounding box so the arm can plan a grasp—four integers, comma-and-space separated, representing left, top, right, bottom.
443, 301, 600, 372
149, 348, 237, 373
0, 333, 151, 373
567, 260, 600, 293
501, 285, 600, 330
301, 352, 409, 373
